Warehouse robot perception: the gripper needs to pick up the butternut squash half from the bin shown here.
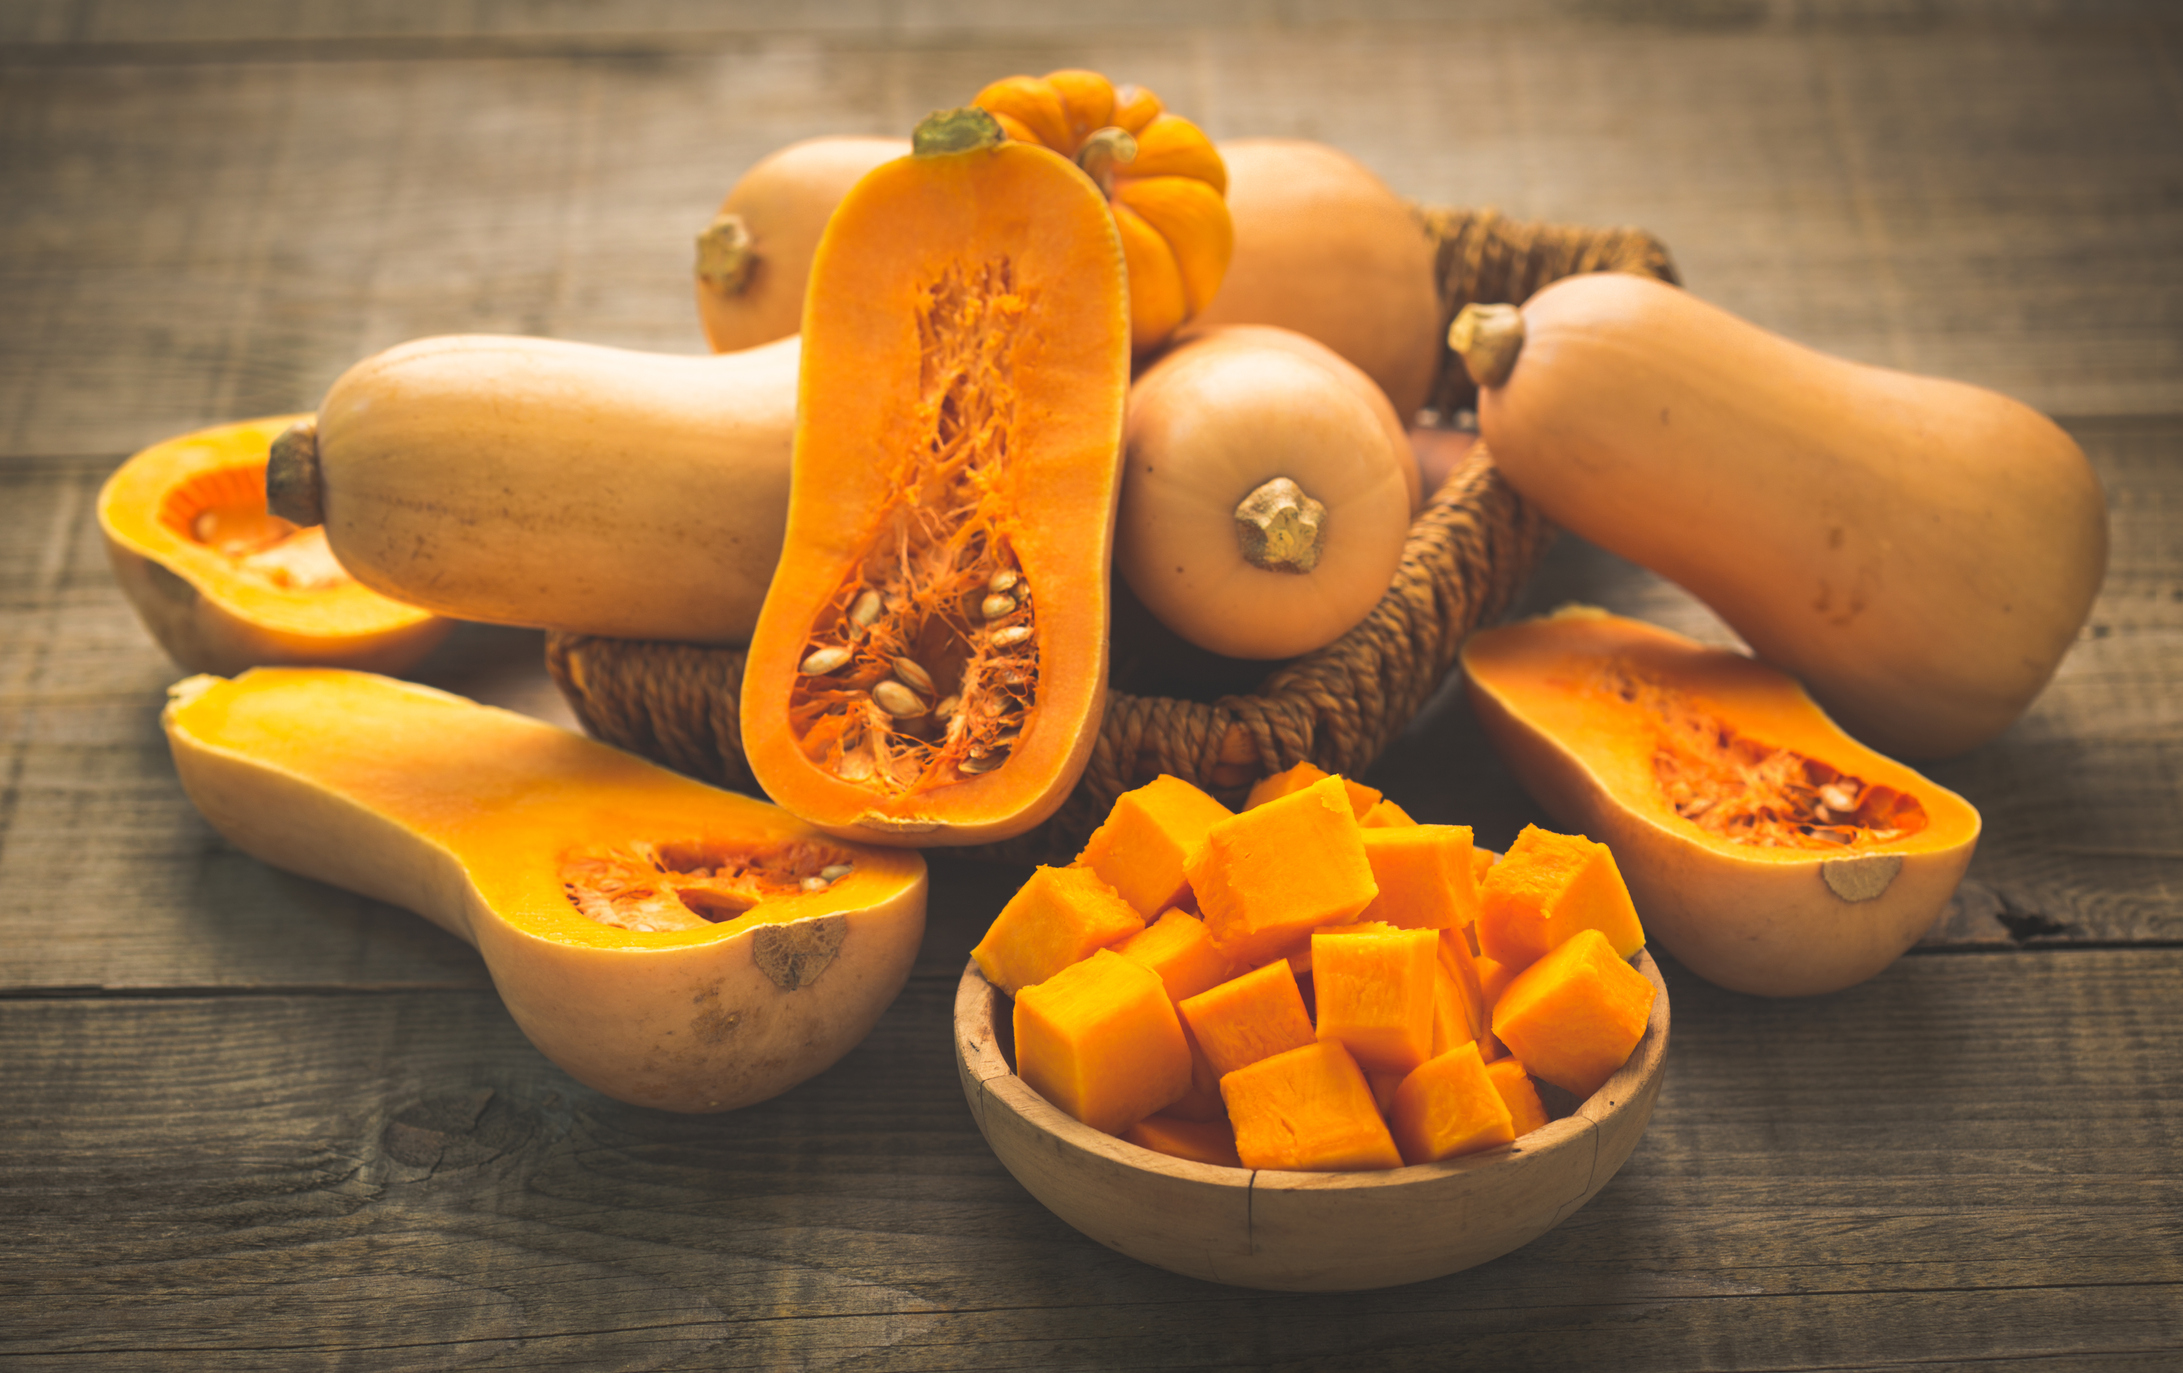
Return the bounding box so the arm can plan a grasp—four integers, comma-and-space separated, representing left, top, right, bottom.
164, 667, 928, 1112
267, 334, 800, 644
1462, 609, 1980, 997
100, 416, 450, 676
740, 109, 1131, 846
1448, 273, 2108, 759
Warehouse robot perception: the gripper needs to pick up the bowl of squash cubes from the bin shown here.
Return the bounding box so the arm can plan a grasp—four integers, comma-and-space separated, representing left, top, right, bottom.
953, 764, 1669, 1291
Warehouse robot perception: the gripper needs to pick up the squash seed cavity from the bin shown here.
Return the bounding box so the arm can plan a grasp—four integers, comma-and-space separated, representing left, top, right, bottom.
1596, 663, 1931, 850
561, 839, 857, 933
160, 463, 350, 591
788, 256, 1041, 797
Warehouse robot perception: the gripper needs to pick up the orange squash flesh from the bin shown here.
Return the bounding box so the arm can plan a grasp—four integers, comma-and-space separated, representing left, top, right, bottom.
1186, 773, 1380, 966
1074, 774, 1234, 919
1220, 1040, 1403, 1172
1357, 825, 1479, 932
99, 417, 449, 676
1177, 959, 1318, 1079
1311, 923, 1439, 1075
1477, 824, 1647, 973
740, 117, 1131, 846
1123, 1112, 1242, 1168
1389, 1041, 1517, 1166
970, 864, 1145, 997
1483, 1057, 1552, 1138
1491, 929, 1656, 1100
1013, 948, 1192, 1135
1114, 908, 1238, 1005
1463, 609, 1982, 996
162, 668, 927, 1113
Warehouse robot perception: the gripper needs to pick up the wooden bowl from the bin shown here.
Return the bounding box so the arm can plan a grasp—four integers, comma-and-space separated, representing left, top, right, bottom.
953, 951, 1670, 1291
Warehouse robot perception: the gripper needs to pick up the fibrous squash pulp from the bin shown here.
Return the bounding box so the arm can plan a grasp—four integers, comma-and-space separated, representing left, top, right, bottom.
740, 109, 1132, 846
164, 667, 928, 1112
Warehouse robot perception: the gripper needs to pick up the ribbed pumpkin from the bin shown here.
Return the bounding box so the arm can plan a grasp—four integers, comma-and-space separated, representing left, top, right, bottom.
973, 69, 1231, 353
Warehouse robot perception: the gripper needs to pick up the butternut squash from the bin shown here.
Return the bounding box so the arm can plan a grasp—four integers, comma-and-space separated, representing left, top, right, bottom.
1448, 273, 2108, 759
1116, 325, 1419, 660
1462, 608, 1982, 996
1013, 946, 1192, 1135
1192, 139, 1442, 421
99, 416, 449, 676
265, 333, 799, 645
740, 109, 1131, 845
162, 667, 927, 1113
695, 135, 910, 353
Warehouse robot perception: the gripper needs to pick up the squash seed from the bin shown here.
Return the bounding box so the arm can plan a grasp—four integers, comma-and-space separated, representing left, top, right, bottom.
850, 589, 884, 628
990, 624, 1032, 648
892, 657, 937, 696
800, 875, 831, 891
988, 568, 1019, 593
934, 694, 961, 721
872, 680, 926, 717
802, 646, 852, 675
959, 752, 1004, 775
819, 863, 854, 882
981, 592, 1017, 620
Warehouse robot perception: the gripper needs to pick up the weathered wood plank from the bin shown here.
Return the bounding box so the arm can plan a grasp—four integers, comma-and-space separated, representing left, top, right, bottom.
3, 950, 2177, 1368
3, 13, 2179, 463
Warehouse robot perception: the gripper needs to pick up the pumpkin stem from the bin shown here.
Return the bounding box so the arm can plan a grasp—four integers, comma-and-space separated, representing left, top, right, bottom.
1447, 302, 1526, 389
694, 212, 757, 295
913, 106, 1007, 156
265, 417, 324, 528
1074, 126, 1138, 196
1234, 477, 1327, 574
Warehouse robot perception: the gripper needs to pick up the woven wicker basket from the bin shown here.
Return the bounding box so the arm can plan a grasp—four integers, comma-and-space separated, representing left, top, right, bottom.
546, 207, 1677, 864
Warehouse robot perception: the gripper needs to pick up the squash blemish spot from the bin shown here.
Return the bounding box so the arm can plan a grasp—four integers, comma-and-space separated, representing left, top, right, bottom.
787, 257, 1045, 801
1822, 853, 1903, 903
753, 916, 849, 990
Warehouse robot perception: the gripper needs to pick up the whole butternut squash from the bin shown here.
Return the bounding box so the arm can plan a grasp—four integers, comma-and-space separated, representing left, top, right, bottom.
1117, 326, 1416, 660
1191, 139, 1442, 421
1463, 609, 1981, 997
695, 135, 910, 353
100, 415, 449, 676
164, 667, 928, 1113
740, 109, 1131, 846
1449, 273, 2108, 759
267, 334, 799, 644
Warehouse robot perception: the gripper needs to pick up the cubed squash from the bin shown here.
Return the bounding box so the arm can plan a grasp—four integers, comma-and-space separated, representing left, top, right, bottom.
1221, 1040, 1404, 1171
1074, 774, 1234, 918
1389, 1041, 1516, 1164
1360, 797, 1418, 828
1483, 1057, 1551, 1137
1311, 922, 1438, 1075
1477, 825, 1646, 971
1490, 927, 1655, 1099
1357, 824, 1479, 931
1186, 773, 1378, 965
971, 864, 1146, 996
1115, 907, 1237, 1004
1244, 760, 1381, 818
1177, 958, 1317, 1078
1124, 1113, 1242, 1168
1014, 948, 1192, 1134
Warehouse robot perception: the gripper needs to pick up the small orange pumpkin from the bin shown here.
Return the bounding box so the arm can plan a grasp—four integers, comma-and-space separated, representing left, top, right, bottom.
974, 69, 1231, 353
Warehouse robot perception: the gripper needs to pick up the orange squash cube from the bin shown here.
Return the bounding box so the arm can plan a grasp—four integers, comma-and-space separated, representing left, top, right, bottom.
972, 864, 1146, 996
1163, 1019, 1228, 1122
1360, 797, 1418, 828
1430, 928, 1487, 1055
1123, 1113, 1242, 1168
1114, 907, 1236, 1004
1311, 922, 1439, 1075
1491, 928, 1656, 1099
1389, 1041, 1516, 1164
1244, 760, 1380, 818
1186, 773, 1379, 966
1483, 1057, 1551, 1137
1013, 948, 1192, 1135
1177, 958, 1317, 1078
1357, 824, 1479, 931
1476, 825, 1646, 971
1221, 1040, 1403, 1172
1074, 774, 1234, 918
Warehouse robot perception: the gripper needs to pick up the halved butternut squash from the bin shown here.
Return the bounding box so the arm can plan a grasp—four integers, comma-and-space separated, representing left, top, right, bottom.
163, 667, 928, 1112
1462, 608, 1980, 996
739, 109, 1131, 845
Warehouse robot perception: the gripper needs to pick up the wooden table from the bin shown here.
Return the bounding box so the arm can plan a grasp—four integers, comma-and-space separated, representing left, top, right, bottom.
5, 5, 2178, 1367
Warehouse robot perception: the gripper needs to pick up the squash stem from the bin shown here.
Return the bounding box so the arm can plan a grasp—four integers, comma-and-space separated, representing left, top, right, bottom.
264, 418, 324, 528
694, 212, 757, 295
1074, 127, 1138, 197
914, 106, 1007, 156
1235, 477, 1326, 574
1447, 303, 1526, 389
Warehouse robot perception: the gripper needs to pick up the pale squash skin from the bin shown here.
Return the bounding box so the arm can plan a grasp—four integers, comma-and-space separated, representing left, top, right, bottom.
291, 333, 800, 644
1467, 272, 2108, 759
163, 668, 928, 1113
1463, 610, 1981, 998
1191, 139, 1441, 422
695, 136, 910, 354
99, 415, 450, 676
1118, 326, 1416, 660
